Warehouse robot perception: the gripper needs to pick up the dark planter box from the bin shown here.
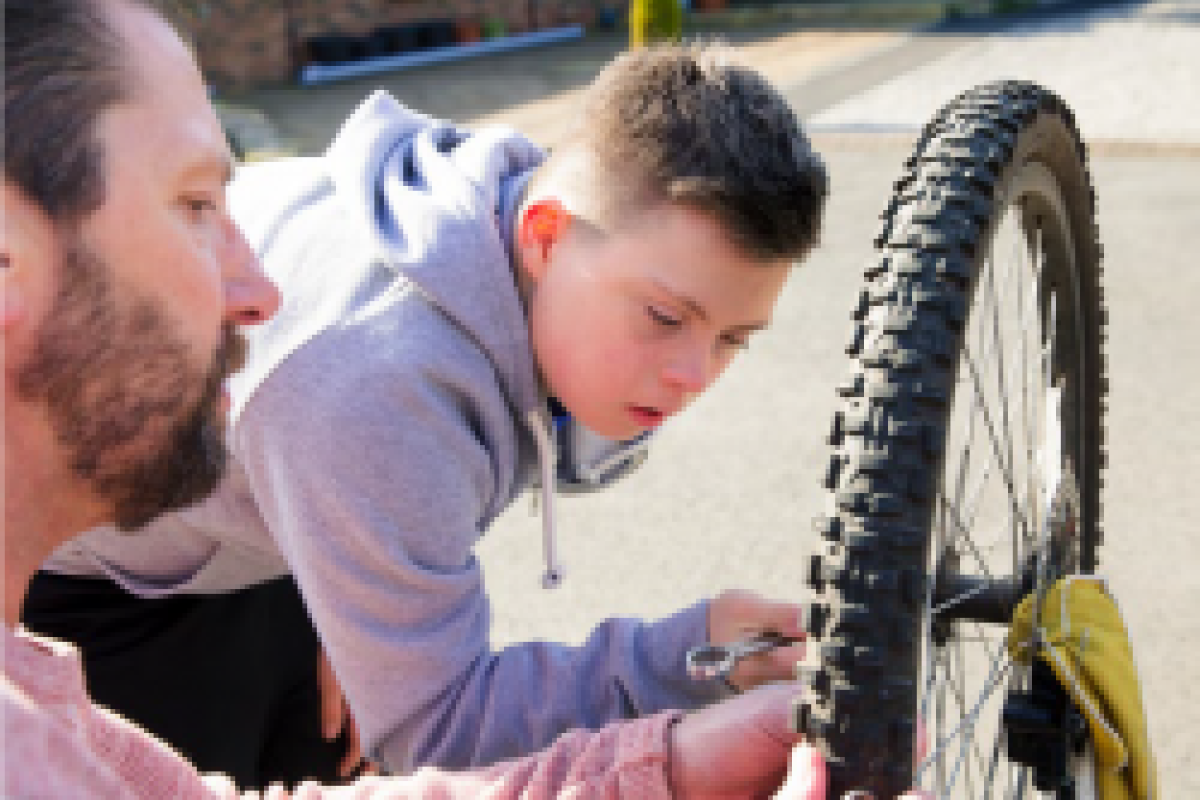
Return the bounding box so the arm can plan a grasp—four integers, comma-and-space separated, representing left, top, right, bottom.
415, 19, 457, 50
306, 34, 358, 65
371, 24, 420, 55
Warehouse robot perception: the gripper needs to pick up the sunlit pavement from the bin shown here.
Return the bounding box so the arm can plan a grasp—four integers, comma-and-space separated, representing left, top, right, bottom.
807, 0, 1200, 148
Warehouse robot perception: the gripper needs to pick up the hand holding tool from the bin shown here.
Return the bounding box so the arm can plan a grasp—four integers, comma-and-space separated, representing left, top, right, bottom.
686, 631, 800, 681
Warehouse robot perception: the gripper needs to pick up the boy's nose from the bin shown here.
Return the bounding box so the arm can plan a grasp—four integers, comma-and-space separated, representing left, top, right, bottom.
221, 217, 280, 327
662, 344, 716, 395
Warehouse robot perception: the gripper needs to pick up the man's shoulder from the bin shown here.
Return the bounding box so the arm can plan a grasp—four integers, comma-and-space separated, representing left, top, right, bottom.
2, 628, 206, 799
0, 675, 125, 800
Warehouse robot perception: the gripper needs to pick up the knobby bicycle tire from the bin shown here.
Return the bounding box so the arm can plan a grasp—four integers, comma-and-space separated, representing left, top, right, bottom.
795, 81, 1105, 797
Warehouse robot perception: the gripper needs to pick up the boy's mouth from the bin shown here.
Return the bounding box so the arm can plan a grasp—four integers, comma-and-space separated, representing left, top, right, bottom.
627, 404, 666, 428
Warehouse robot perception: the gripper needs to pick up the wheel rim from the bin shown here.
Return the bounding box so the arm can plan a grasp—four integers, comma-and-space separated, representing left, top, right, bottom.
914, 160, 1092, 797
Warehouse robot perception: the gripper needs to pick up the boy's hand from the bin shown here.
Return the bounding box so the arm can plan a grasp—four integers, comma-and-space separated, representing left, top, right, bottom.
708, 590, 807, 691
317, 647, 370, 777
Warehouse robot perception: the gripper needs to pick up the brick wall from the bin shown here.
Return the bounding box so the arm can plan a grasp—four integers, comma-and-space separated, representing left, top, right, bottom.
178, 0, 605, 88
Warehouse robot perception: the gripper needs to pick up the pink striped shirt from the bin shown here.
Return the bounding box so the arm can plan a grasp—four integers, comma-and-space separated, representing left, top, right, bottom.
3, 626, 679, 798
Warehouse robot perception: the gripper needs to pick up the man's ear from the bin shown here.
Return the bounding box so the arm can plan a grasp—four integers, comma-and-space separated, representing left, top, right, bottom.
0, 250, 19, 331
515, 199, 571, 282
0, 182, 36, 331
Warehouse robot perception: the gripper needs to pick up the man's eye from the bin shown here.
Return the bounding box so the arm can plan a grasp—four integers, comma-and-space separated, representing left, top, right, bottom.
182, 196, 217, 216
647, 306, 682, 327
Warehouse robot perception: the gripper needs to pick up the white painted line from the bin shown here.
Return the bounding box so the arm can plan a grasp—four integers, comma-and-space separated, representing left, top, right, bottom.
300, 26, 586, 86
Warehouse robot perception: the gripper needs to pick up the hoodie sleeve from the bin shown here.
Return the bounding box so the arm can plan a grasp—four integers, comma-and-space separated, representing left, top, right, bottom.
233, 323, 729, 775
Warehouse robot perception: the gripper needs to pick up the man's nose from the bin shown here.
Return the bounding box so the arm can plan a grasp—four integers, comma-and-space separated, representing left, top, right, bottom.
222, 218, 280, 326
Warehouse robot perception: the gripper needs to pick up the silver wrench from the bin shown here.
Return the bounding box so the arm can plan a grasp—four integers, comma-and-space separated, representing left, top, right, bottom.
685, 632, 799, 681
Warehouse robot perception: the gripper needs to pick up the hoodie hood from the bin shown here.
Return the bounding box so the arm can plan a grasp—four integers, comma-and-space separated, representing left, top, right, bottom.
326, 93, 582, 588
325, 90, 546, 420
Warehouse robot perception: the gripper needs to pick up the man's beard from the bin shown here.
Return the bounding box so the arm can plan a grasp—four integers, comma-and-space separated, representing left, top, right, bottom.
15, 236, 246, 531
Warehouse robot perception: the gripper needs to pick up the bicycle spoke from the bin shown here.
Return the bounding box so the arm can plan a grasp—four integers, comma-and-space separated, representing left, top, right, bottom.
1032, 290, 1061, 625
986, 223, 1021, 562
984, 714, 1005, 794
1008, 215, 1036, 575
969, 619, 1001, 672
950, 371, 979, 519
944, 641, 970, 794
919, 515, 946, 729
1020, 225, 1044, 572
943, 640, 990, 796
919, 632, 936, 726
961, 342, 1032, 538
933, 645, 949, 791
917, 655, 1014, 783
931, 580, 990, 617
936, 492, 997, 580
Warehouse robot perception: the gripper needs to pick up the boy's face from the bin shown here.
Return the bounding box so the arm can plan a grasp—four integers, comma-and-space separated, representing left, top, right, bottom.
521, 203, 793, 441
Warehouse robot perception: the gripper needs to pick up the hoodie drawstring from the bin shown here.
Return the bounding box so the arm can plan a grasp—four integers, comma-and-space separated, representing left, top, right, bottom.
527, 409, 564, 589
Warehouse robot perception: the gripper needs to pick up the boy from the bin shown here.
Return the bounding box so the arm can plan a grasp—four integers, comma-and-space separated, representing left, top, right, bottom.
29, 41, 829, 777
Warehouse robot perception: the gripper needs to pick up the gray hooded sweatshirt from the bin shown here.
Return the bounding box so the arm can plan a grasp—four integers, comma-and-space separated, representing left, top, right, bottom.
44, 91, 728, 773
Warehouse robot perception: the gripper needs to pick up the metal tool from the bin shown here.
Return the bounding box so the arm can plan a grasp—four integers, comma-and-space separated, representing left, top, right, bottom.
685, 632, 799, 681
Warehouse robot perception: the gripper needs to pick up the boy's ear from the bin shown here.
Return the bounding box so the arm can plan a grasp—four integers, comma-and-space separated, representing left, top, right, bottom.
516, 199, 571, 281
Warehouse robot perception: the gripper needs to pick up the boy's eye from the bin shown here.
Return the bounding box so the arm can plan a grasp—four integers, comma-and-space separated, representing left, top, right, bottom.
647, 305, 682, 328
719, 333, 751, 351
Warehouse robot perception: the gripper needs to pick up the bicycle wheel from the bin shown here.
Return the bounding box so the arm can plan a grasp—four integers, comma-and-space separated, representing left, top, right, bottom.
795, 81, 1105, 798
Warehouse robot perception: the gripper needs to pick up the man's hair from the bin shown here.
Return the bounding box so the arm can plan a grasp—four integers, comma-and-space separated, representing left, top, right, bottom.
543, 42, 829, 261
3, 0, 181, 225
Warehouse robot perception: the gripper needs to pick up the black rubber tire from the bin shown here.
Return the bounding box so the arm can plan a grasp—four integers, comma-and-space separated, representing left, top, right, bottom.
794, 81, 1105, 797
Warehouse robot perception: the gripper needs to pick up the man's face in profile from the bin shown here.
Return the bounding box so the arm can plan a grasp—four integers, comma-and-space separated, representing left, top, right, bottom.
15, 236, 245, 530
11, 0, 271, 530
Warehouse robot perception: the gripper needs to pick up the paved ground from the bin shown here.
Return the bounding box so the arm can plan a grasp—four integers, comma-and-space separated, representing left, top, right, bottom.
808, 0, 1200, 145
227, 2, 1199, 792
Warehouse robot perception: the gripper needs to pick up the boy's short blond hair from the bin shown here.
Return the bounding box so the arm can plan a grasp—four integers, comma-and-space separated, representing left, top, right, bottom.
535, 42, 828, 261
